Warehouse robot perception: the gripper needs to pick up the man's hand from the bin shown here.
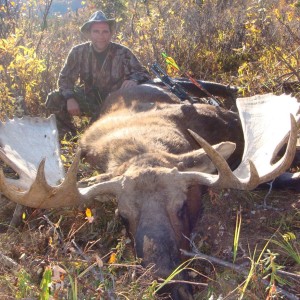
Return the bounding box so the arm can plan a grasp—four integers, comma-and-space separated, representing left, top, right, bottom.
120, 80, 138, 90
67, 98, 81, 116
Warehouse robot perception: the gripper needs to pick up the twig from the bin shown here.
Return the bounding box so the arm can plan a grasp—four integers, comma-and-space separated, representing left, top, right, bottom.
274, 70, 300, 82
107, 263, 143, 268
271, 46, 300, 82
70, 240, 87, 259
130, 0, 138, 36
277, 269, 300, 279
157, 278, 207, 286
7, 204, 25, 233
181, 249, 248, 275
35, 0, 53, 53
42, 215, 65, 243
263, 180, 273, 208
71, 240, 104, 282
275, 18, 300, 45
181, 249, 299, 300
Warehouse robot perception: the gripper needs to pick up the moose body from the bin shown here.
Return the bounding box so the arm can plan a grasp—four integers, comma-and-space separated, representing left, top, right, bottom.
0, 84, 299, 300
81, 85, 244, 172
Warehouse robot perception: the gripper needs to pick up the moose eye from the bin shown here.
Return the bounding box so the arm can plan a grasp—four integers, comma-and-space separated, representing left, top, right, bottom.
177, 203, 187, 219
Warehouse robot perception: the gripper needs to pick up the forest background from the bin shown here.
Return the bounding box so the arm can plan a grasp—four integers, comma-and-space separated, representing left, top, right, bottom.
0, 0, 299, 299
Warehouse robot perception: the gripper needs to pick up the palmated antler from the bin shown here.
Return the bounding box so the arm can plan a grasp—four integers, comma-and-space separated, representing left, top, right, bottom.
0, 115, 122, 208
181, 94, 299, 190
0, 115, 65, 189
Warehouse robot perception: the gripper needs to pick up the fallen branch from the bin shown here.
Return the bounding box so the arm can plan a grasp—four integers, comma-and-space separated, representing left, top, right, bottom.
180, 249, 299, 300
0, 251, 19, 272
277, 269, 300, 279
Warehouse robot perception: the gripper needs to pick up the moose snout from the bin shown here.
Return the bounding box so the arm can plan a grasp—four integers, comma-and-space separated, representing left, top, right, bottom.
135, 225, 194, 299
135, 222, 181, 276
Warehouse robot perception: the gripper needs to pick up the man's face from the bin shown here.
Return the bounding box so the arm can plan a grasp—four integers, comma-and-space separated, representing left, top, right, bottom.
89, 22, 112, 52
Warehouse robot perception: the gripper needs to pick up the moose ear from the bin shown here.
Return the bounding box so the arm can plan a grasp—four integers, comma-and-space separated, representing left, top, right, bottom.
174, 142, 236, 173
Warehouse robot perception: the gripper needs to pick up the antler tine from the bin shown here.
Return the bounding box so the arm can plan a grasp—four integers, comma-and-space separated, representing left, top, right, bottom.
234, 94, 299, 186
0, 154, 82, 208
65, 149, 123, 202
79, 176, 123, 200
183, 130, 260, 189
1, 147, 123, 208
64, 149, 81, 185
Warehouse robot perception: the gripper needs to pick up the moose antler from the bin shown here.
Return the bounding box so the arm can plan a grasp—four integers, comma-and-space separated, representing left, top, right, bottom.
0, 115, 65, 188
0, 94, 299, 208
0, 115, 122, 208
182, 94, 299, 189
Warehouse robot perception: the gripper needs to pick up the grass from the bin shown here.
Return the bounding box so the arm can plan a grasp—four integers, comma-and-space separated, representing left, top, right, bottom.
271, 232, 300, 265
39, 266, 52, 300
153, 258, 198, 295
233, 208, 242, 264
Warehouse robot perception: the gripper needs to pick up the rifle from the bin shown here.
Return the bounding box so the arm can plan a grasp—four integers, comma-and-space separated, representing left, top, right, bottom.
150, 62, 195, 104
150, 62, 220, 106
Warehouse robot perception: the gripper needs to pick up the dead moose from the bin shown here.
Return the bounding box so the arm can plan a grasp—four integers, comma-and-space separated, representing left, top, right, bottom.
0, 84, 299, 300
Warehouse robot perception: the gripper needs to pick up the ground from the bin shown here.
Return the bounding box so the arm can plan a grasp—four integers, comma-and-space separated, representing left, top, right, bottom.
0, 181, 299, 299
193, 188, 300, 299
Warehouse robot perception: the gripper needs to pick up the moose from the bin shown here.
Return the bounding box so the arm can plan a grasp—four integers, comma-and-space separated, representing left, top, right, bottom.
0, 83, 299, 299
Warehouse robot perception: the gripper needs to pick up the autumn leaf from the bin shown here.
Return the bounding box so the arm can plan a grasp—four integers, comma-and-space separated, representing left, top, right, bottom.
108, 253, 117, 264
85, 208, 94, 223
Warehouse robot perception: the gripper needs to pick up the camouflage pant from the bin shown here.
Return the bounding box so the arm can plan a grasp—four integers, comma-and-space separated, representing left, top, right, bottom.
45, 87, 104, 131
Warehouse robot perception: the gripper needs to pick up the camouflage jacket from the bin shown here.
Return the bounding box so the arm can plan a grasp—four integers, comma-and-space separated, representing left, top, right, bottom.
58, 42, 151, 101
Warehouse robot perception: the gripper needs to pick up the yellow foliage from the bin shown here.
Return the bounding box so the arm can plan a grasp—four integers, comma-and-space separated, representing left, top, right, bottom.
0, 30, 46, 118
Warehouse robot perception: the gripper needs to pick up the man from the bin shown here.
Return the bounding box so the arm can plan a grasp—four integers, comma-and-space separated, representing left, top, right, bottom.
46, 11, 151, 131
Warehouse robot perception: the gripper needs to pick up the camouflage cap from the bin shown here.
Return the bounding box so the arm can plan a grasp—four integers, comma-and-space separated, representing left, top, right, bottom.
80, 11, 116, 34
